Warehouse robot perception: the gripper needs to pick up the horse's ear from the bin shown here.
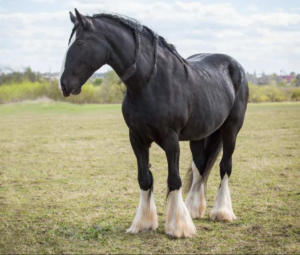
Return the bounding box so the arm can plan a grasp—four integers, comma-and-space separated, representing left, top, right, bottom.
74, 8, 88, 27
69, 11, 77, 24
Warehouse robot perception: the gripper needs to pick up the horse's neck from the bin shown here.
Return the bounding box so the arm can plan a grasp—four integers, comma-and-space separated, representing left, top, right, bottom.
100, 20, 187, 93
104, 24, 155, 91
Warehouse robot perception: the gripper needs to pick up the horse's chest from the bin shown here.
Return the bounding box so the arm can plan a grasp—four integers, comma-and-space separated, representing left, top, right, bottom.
122, 100, 170, 139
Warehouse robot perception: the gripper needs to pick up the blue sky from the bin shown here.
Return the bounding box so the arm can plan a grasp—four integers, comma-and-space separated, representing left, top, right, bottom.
0, 0, 299, 74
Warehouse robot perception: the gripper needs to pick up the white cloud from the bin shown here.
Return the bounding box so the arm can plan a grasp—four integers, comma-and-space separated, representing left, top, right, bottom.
248, 5, 259, 13
30, 0, 56, 2
250, 12, 300, 27
0, 0, 299, 74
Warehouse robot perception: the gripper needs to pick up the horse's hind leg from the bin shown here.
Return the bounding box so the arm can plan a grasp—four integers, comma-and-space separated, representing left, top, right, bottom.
210, 114, 245, 222
126, 131, 158, 233
185, 139, 207, 218
185, 131, 222, 218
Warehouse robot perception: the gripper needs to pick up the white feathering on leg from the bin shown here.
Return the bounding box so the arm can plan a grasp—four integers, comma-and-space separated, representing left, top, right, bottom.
185, 161, 206, 218
210, 174, 236, 222
126, 189, 158, 233
165, 188, 196, 238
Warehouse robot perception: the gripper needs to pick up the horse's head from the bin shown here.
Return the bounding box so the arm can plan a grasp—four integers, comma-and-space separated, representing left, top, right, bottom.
59, 9, 107, 97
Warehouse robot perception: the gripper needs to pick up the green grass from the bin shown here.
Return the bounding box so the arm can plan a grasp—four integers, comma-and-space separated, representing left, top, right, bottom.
0, 101, 299, 254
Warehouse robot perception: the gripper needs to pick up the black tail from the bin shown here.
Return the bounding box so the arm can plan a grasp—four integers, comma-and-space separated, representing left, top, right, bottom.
183, 130, 222, 193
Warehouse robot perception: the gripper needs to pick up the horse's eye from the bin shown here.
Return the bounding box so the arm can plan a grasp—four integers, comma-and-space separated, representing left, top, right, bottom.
77, 41, 84, 46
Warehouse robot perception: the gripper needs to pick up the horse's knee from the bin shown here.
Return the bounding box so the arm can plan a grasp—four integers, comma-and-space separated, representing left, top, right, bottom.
220, 158, 232, 178
138, 170, 153, 191
168, 174, 182, 191
194, 159, 206, 176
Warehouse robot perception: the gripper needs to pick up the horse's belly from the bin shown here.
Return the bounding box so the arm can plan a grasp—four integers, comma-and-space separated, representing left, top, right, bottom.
179, 122, 219, 141
179, 107, 230, 141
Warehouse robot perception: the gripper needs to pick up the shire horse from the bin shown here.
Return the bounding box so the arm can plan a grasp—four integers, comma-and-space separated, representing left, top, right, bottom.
59, 9, 249, 238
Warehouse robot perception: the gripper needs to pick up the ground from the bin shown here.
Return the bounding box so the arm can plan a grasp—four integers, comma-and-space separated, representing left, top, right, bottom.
0, 102, 299, 254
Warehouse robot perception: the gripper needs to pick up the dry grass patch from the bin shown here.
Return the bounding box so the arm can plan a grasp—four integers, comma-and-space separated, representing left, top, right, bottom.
0, 102, 299, 254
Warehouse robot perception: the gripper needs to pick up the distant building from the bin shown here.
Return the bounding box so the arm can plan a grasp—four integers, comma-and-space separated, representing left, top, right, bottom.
279, 75, 293, 83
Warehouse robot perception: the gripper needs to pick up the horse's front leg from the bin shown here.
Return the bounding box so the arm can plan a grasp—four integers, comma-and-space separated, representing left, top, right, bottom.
164, 131, 196, 238
126, 131, 158, 234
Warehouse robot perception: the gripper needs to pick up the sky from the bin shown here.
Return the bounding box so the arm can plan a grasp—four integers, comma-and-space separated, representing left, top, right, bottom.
0, 0, 299, 75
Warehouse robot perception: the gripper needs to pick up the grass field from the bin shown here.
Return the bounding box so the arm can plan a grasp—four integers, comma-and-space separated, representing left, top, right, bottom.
0, 101, 299, 254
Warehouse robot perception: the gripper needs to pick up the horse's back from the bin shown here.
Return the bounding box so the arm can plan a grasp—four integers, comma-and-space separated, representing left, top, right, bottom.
187, 53, 239, 67
178, 53, 248, 141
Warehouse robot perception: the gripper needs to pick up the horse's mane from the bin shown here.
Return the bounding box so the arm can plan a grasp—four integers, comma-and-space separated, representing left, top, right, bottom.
92, 13, 187, 62
92, 13, 189, 83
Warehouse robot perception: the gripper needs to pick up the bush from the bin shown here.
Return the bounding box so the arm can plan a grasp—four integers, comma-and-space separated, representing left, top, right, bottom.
66, 84, 101, 104
93, 78, 102, 86
97, 82, 124, 103
0, 73, 125, 104
248, 83, 287, 103
262, 86, 286, 102
291, 88, 300, 101
0, 81, 48, 103
248, 83, 269, 103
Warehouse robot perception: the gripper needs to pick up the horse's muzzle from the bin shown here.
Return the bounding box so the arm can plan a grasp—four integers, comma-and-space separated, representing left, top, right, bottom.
60, 79, 82, 97
71, 86, 82, 96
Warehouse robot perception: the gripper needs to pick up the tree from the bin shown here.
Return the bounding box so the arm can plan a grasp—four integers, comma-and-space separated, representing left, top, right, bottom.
103, 70, 126, 96
281, 79, 287, 86
296, 74, 300, 87
291, 88, 300, 101
291, 78, 296, 86
93, 78, 102, 86
24, 67, 36, 82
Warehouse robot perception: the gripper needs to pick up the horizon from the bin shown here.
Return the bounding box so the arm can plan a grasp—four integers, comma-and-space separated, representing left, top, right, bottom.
0, 66, 297, 77
0, 0, 299, 74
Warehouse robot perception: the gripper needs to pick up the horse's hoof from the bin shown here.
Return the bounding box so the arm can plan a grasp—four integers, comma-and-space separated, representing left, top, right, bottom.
165, 224, 196, 238
210, 174, 236, 222
126, 219, 158, 234
127, 189, 158, 234
165, 189, 196, 238
210, 208, 237, 222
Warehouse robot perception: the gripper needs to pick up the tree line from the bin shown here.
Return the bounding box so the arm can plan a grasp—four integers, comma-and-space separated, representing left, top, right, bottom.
246, 71, 300, 87
0, 68, 125, 104
0, 67, 300, 104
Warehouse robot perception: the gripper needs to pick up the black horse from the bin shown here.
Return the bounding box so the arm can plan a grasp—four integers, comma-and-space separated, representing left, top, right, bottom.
59, 9, 248, 238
